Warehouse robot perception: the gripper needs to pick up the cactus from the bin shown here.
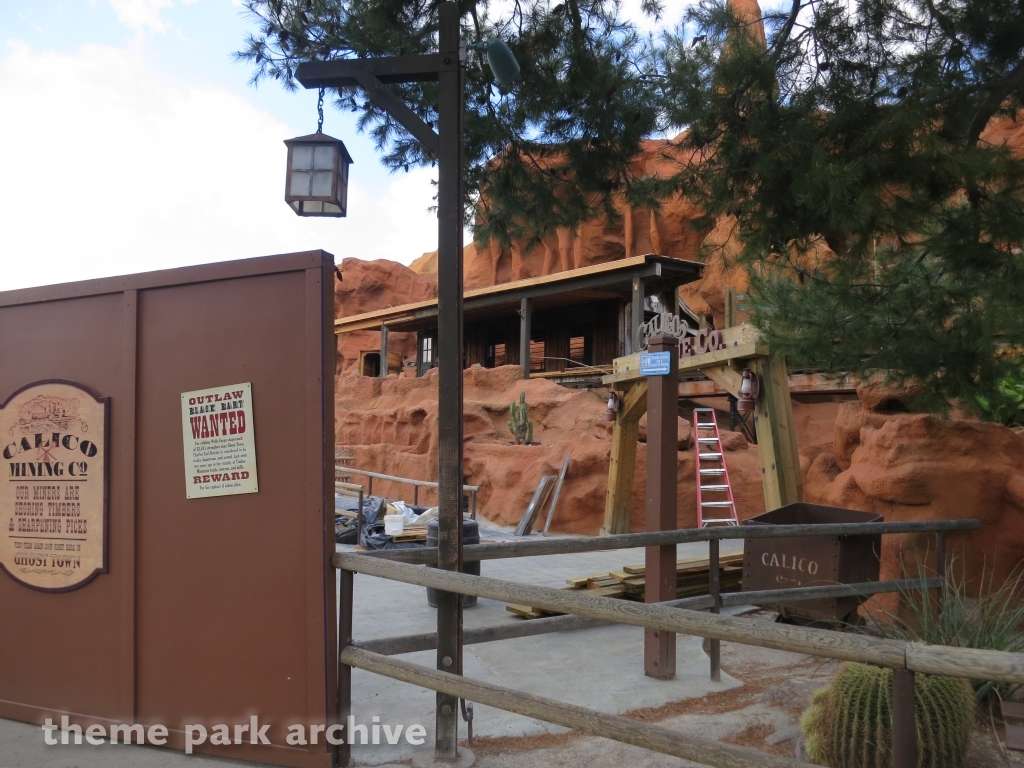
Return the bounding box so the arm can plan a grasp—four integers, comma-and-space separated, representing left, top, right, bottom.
801, 662, 975, 768
508, 391, 534, 445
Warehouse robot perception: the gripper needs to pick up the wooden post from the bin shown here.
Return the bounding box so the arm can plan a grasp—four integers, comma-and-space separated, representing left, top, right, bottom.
724, 288, 736, 329
337, 568, 353, 766
434, 4, 464, 759
644, 334, 679, 680
520, 296, 532, 379
631, 278, 644, 352
379, 323, 389, 378
751, 355, 802, 510
601, 381, 647, 535
891, 668, 917, 768
709, 538, 721, 682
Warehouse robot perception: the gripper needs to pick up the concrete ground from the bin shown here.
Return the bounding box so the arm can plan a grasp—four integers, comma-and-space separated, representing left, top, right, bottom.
345, 533, 746, 765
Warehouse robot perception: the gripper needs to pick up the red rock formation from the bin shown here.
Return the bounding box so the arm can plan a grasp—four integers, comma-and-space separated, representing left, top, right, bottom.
335, 364, 763, 533
334, 258, 437, 374
804, 388, 1024, 591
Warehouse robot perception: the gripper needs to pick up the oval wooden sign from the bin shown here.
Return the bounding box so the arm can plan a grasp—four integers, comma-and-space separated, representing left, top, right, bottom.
1, 380, 108, 591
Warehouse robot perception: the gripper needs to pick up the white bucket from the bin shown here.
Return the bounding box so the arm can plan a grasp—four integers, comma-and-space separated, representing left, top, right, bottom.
383, 515, 405, 536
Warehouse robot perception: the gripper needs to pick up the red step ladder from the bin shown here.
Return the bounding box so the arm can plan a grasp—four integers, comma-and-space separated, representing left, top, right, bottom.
693, 408, 739, 527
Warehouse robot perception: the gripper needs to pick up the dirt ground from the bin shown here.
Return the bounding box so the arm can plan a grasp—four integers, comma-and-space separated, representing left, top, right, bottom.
448, 611, 1020, 768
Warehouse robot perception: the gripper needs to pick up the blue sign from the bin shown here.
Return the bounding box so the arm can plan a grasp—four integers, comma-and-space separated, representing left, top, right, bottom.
639, 351, 672, 377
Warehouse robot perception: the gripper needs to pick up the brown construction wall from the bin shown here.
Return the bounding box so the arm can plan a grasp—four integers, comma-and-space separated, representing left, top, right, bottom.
0, 252, 336, 768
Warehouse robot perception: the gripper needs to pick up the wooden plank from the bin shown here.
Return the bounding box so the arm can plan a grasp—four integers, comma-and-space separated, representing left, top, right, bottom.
752, 355, 803, 509
607, 342, 769, 388
601, 381, 647, 536
701, 363, 744, 399
906, 642, 1024, 684
514, 476, 556, 536
621, 552, 744, 576
541, 452, 572, 536
342, 647, 809, 768
338, 553, 911, 672
612, 324, 761, 374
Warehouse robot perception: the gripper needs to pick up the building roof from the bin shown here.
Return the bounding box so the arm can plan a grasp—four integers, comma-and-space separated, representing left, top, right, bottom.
335, 254, 703, 334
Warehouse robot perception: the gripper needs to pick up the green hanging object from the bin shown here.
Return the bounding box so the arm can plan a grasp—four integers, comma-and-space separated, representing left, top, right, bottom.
473, 38, 520, 89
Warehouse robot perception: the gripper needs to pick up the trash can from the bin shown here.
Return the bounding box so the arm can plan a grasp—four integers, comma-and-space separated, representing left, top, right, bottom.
741, 503, 883, 624
426, 518, 480, 608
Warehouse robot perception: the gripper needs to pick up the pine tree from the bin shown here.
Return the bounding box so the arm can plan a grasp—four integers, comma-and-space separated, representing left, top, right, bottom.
666, 0, 1024, 414
238, 0, 1024, 415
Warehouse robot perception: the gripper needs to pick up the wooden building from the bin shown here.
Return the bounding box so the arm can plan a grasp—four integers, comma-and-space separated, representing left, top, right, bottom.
335, 254, 704, 386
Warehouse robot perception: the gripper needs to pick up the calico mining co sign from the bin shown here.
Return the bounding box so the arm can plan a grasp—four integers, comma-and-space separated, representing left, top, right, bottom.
1, 380, 108, 592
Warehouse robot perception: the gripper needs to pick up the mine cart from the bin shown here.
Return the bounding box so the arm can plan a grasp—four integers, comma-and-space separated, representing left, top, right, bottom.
741, 503, 883, 624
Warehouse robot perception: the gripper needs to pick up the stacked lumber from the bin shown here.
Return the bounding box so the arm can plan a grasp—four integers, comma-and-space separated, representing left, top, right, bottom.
506, 552, 743, 619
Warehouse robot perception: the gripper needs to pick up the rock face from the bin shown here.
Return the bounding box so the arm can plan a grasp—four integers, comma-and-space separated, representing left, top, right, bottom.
334, 258, 437, 375
804, 389, 1024, 590
335, 364, 763, 533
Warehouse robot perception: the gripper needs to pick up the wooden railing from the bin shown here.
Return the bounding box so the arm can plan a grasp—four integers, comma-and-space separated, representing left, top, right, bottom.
333, 518, 1020, 768
335, 466, 481, 516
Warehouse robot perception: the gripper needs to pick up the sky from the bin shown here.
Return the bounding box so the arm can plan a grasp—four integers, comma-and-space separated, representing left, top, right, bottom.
0, 0, 689, 291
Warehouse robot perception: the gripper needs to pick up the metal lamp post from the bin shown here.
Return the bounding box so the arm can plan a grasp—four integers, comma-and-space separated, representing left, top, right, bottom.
290, 5, 515, 763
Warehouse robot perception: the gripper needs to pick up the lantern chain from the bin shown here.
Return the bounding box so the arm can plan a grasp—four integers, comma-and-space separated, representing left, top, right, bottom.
316, 88, 325, 134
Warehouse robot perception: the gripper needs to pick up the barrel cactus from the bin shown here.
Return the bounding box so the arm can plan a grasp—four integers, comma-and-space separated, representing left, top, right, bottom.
801, 662, 975, 768
508, 391, 533, 444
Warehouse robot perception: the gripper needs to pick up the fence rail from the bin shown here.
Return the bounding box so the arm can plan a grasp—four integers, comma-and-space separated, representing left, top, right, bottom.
352, 577, 941, 657
338, 552, 1024, 684
350, 519, 980, 565
335, 465, 480, 515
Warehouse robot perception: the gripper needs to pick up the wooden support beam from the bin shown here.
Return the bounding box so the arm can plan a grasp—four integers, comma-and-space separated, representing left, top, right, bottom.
631, 277, 644, 353
520, 296, 532, 380
606, 324, 766, 388
751, 355, 803, 509
724, 287, 736, 329
644, 334, 679, 679
601, 381, 648, 536
701, 363, 743, 398
379, 324, 389, 379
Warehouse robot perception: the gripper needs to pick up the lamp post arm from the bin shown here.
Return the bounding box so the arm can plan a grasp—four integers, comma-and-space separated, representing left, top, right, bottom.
353, 74, 440, 157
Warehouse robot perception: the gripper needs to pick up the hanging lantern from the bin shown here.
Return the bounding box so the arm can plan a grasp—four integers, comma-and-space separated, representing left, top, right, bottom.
283, 133, 353, 217
736, 369, 760, 413
603, 391, 620, 422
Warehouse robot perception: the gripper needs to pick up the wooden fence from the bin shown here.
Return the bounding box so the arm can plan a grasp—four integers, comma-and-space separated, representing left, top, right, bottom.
334, 516, 1024, 768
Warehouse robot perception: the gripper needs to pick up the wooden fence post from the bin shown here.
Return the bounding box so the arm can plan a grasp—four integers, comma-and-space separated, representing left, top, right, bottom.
644, 334, 679, 680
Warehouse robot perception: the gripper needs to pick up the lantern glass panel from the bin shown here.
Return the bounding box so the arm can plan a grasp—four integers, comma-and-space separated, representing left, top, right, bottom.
313, 146, 334, 170
290, 171, 311, 196
291, 145, 314, 170
311, 171, 333, 196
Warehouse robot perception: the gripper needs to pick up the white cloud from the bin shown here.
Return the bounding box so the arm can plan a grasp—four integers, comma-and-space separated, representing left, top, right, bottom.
0, 41, 439, 291
105, 0, 176, 35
